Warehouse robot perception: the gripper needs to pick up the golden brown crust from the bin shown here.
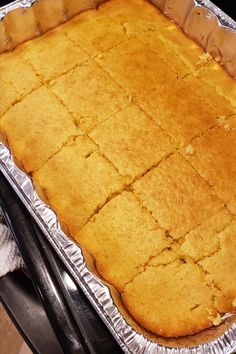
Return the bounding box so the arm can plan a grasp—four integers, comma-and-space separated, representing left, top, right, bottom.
181, 125, 236, 214
0, 50, 41, 98
0, 0, 235, 339
33, 137, 125, 234
50, 59, 128, 132
20, 29, 89, 81
89, 104, 175, 180
136, 80, 220, 147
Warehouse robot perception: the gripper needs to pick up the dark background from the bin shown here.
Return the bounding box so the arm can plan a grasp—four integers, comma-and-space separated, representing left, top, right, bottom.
0, 0, 236, 20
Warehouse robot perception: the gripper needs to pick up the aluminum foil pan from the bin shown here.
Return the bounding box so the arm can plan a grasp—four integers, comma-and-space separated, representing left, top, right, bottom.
0, 0, 236, 353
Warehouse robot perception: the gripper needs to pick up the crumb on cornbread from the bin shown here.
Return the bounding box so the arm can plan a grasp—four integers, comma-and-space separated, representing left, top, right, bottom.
76, 191, 171, 291
50, 60, 128, 133
33, 140, 126, 234
0, 86, 78, 172
182, 125, 236, 214
157, 23, 209, 73
133, 153, 223, 239
89, 104, 175, 181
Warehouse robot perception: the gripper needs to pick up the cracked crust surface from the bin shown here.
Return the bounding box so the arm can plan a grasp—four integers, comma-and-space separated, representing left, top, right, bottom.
20, 29, 89, 82
0, 0, 236, 339
95, 37, 177, 97
76, 191, 171, 291
0, 50, 41, 98
0, 87, 78, 172
33, 137, 126, 234
136, 80, 221, 147
181, 125, 236, 214
122, 261, 220, 337
133, 154, 223, 239
50, 59, 128, 132
89, 104, 175, 180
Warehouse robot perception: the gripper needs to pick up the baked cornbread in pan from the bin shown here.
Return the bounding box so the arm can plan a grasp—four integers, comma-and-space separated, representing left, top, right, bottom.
0, 0, 236, 338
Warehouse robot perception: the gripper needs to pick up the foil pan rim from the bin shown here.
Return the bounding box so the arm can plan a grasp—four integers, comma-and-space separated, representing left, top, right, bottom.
195, 0, 236, 30
0, 143, 236, 354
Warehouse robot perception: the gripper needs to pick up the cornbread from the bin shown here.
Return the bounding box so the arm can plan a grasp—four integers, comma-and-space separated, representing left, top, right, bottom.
0, 0, 236, 339
20, 30, 89, 81
89, 104, 175, 180
133, 154, 223, 239
50, 59, 128, 132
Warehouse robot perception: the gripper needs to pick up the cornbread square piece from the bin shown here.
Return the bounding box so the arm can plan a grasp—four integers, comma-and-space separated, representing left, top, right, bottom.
0, 87, 78, 172
148, 245, 179, 267
98, 0, 170, 34
133, 154, 223, 239
122, 261, 219, 337
34, 146, 125, 234
62, 8, 127, 57
182, 126, 236, 214
137, 80, 219, 147
33, 0, 66, 32
227, 115, 236, 128
90, 105, 175, 180
180, 209, 233, 261
199, 220, 236, 311
76, 191, 171, 291
64, 0, 95, 18
50, 60, 128, 133
0, 50, 40, 97
184, 75, 235, 119
22, 29, 88, 81
96, 38, 176, 97
0, 80, 19, 116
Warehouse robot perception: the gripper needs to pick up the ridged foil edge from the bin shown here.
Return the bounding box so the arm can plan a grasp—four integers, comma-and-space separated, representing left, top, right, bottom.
1, 144, 236, 354
0, 0, 236, 77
